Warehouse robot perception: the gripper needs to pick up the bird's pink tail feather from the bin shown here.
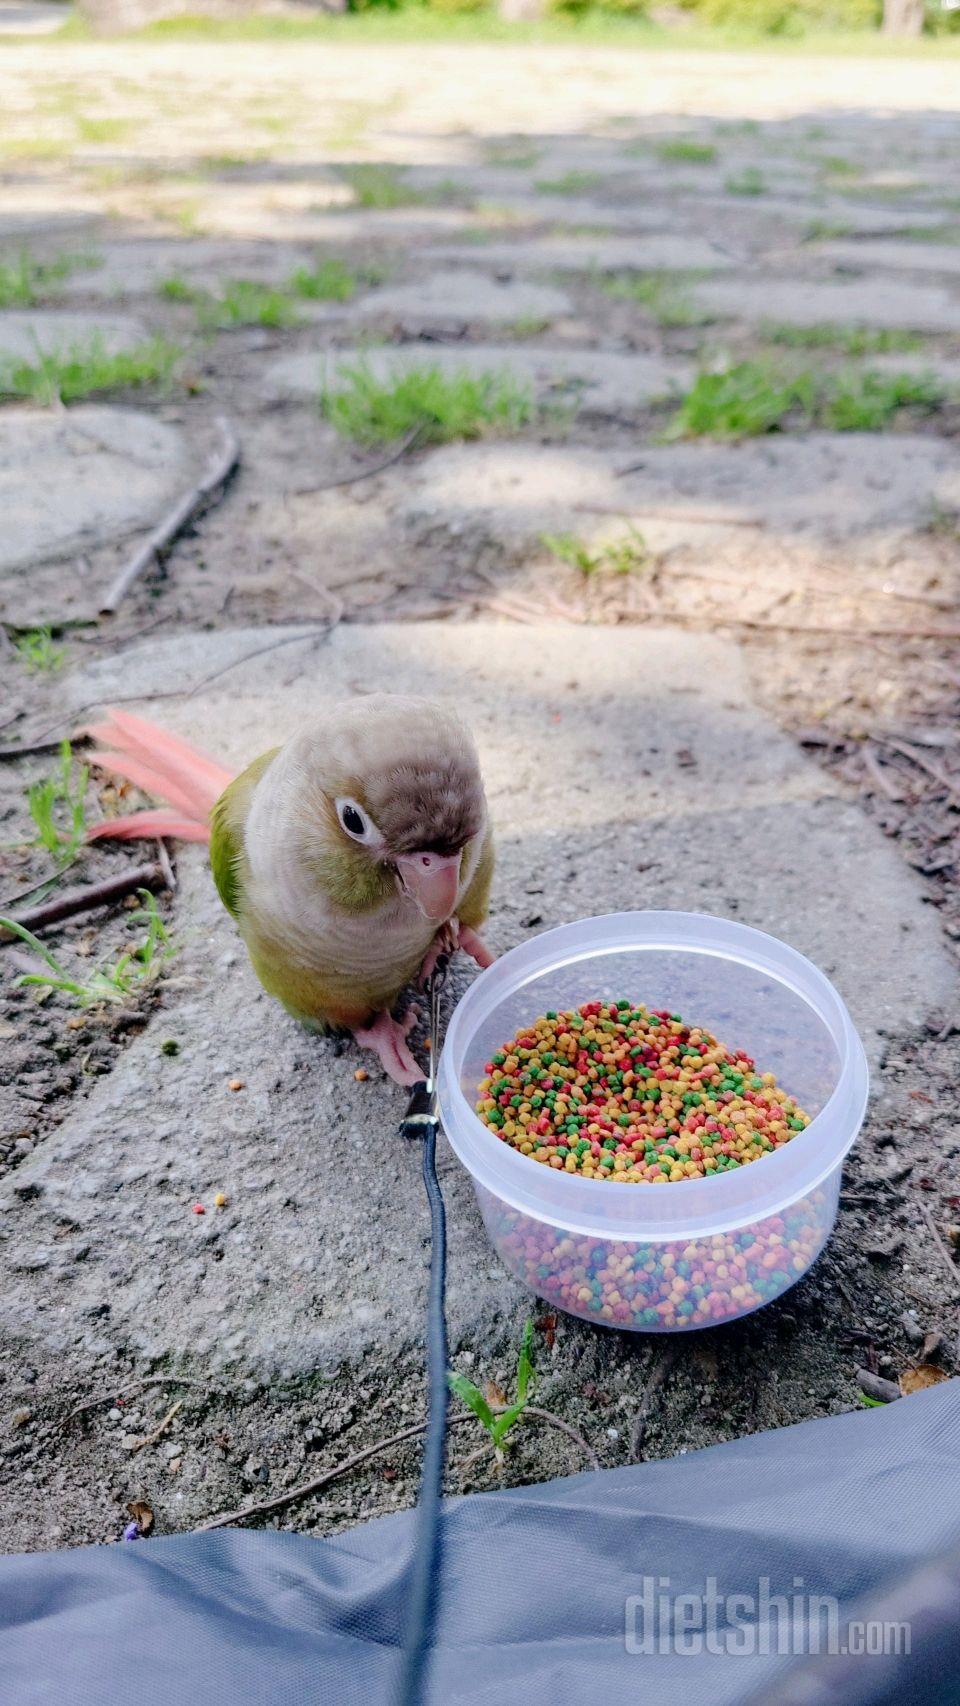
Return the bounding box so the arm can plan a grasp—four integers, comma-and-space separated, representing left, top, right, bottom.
81, 708, 236, 845
86, 810, 214, 844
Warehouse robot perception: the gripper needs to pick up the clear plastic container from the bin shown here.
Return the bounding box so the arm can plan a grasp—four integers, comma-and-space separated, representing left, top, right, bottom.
437, 911, 869, 1332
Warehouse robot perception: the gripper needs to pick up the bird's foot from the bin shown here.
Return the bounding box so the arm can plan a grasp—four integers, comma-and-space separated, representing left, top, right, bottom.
418, 919, 495, 987
418, 920, 459, 988
352, 1008, 423, 1088
459, 924, 495, 969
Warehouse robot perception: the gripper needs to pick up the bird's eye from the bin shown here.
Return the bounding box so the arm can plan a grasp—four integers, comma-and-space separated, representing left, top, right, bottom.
336, 797, 378, 844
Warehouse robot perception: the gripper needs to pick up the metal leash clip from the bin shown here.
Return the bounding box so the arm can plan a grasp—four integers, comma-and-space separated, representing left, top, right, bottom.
399, 953, 449, 1139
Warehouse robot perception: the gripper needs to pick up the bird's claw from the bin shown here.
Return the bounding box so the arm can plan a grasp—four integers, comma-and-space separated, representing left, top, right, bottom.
459, 924, 495, 969
352, 1011, 423, 1087
418, 920, 459, 988
417, 919, 495, 986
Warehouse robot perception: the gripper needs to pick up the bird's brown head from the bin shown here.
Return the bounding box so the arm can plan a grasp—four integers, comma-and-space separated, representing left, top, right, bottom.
293, 696, 486, 921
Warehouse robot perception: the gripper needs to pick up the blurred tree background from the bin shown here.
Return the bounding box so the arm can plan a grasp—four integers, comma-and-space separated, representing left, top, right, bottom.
70, 0, 960, 55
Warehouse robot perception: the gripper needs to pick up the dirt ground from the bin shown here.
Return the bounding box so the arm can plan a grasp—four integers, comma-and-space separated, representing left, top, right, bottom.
1, 34, 959, 1553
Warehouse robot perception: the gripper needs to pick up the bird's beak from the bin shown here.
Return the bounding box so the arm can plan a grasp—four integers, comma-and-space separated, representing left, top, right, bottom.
395, 850, 461, 922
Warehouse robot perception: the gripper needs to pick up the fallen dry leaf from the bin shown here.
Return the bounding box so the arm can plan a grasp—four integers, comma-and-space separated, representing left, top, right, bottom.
484, 1381, 508, 1408
536, 1313, 558, 1350
899, 1364, 949, 1395
125, 1500, 154, 1536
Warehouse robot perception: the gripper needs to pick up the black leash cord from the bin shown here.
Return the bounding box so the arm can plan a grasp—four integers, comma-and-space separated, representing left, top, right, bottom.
397, 967, 450, 1706
396, 1115, 448, 1706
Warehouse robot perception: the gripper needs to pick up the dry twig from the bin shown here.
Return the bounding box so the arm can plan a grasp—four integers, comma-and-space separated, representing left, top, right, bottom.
199, 1404, 598, 1532
155, 840, 177, 892
62, 1374, 214, 1430
857, 1369, 901, 1404
99, 417, 240, 616
862, 746, 907, 802
917, 1200, 960, 1297
0, 625, 338, 762
0, 862, 164, 940
883, 740, 960, 806
128, 1399, 183, 1454
289, 424, 425, 495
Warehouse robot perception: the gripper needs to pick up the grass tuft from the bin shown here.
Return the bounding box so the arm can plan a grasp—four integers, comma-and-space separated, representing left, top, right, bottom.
541, 528, 651, 577
821, 368, 943, 431
0, 249, 99, 309
26, 741, 88, 865
534, 170, 601, 196
321, 359, 535, 446
483, 143, 541, 169
340, 164, 418, 209
802, 218, 853, 242
762, 322, 925, 355
724, 167, 766, 196
75, 114, 131, 145
288, 258, 360, 302
0, 890, 175, 1008
0, 335, 180, 404
12, 626, 66, 673
668, 357, 945, 440
656, 139, 717, 163
197, 279, 299, 329
598, 270, 713, 328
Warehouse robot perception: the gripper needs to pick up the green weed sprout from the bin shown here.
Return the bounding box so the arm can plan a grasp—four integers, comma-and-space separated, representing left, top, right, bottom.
13, 626, 65, 672
448, 1319, 536, 1466
0, 890, 174, 1007
27, 740, 89, 864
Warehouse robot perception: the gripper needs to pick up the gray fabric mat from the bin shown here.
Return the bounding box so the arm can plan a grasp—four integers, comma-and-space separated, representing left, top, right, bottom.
1, 1378, 957, 1705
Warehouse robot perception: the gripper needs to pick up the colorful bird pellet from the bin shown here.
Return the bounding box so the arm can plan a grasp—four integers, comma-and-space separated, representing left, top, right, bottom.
476, 1183, 831, 1331
475, 1002, 810, 1184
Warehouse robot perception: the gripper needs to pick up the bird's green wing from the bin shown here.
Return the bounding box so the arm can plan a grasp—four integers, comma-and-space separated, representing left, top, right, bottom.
459, 825, 494, 929
209, 748, 279, 919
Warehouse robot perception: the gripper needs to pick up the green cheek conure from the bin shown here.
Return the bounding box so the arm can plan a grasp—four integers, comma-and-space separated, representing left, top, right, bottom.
82, 697, 494, 1084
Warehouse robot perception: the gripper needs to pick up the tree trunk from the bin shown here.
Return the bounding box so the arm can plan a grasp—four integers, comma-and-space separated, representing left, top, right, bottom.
881, 0, 925, 34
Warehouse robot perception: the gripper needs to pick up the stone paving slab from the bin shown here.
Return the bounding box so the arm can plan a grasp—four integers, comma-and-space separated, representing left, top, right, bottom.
817, 238, 960, 278
398, 434, 960, 550
424, 233, 734, 274
349, 269, 573, 327
199, 202, 481, 243
0, 622, 953, 1376
0, 406, 189, 578
679, 195, 950, 235
265, 342, 691, 415
0, 310, 150, 361
0, 210, 100, 240
692, 274, 960, 333
469, 195, 665, 232
57, 238, 314, 299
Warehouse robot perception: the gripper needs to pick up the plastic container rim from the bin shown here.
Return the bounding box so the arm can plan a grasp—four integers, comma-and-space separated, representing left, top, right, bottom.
436, 909, 869, 1242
